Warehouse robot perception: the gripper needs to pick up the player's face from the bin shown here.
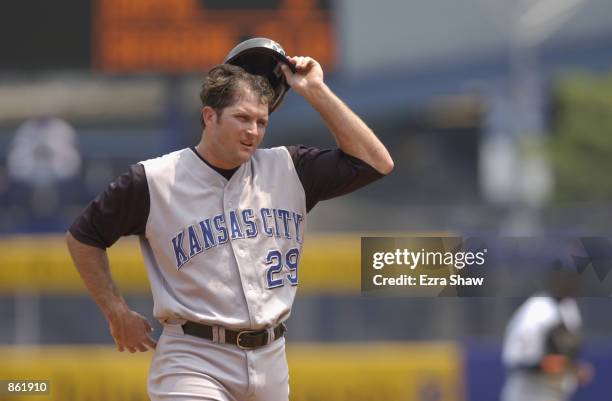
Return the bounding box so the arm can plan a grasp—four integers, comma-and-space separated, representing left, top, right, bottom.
204, 89, 269, 169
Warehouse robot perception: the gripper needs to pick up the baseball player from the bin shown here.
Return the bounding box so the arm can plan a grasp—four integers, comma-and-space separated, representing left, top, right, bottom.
66, 38, 393, 401
500, 272, 593, 401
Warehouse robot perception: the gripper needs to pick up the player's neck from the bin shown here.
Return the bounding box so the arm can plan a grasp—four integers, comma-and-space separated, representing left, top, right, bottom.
193, 144, 240, 172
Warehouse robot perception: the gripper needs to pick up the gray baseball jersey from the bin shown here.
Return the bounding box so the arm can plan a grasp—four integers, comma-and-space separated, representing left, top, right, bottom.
70, 145, 383, 327
140, 146, 305, 329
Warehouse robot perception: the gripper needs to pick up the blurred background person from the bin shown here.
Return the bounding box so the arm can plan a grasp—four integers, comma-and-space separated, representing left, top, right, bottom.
501, 269, 594, 401
6, 116, 82, 231
7, 116, 81, 187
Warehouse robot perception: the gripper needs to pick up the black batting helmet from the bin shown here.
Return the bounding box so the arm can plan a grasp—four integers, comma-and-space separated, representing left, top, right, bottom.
224, 37, 295, 113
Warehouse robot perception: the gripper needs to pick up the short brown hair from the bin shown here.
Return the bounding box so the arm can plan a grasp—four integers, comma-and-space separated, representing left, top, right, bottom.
199, 64, 275, 127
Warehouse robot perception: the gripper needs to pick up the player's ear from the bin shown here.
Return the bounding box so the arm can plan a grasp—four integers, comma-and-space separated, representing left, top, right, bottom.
202, 106, 217, 127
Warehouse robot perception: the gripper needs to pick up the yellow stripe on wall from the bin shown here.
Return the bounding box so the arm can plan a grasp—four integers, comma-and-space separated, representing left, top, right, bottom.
0, 235, 150, 294
0, 232, 449, 294
0, 233, 363, 294
0, 343, 464, 401
0, 346, 151, 401
287, 342, 464, 401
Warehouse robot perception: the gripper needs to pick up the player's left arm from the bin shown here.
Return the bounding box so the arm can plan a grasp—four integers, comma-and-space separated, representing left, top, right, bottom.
281, 56, 394, 175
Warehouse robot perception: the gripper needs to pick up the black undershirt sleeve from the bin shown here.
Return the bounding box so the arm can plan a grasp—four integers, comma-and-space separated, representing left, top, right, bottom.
68, 163, 150, 249
545, 322, 581, 362
286, 145, 385, 213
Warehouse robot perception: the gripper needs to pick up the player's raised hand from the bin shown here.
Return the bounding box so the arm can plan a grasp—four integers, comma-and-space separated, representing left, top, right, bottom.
106, 307, 157, 353
280, 56, 324, 97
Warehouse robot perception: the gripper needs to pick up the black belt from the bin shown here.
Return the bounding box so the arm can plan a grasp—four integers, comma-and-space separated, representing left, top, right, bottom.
182, 321, 287, 350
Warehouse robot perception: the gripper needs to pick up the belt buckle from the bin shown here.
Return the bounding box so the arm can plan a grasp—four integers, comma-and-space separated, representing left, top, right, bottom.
236, 330, 265, 350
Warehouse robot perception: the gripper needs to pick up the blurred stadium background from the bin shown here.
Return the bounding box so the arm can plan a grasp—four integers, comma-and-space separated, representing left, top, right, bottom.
1, 0, 612, 400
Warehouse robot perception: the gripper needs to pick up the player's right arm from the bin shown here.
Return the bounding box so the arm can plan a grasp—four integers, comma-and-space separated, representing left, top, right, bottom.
281, 56, 393, 175
66, 232, 156, 352
66, 164, 155, 352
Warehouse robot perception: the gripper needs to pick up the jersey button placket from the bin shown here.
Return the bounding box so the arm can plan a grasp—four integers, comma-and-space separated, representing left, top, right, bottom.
224, 183, 255, 328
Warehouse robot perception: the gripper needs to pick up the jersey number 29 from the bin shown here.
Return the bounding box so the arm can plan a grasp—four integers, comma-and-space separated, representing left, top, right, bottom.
265, 248, 300, 289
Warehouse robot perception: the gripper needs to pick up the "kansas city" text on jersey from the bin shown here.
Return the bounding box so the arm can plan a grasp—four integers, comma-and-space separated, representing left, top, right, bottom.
170, 207, 304, 269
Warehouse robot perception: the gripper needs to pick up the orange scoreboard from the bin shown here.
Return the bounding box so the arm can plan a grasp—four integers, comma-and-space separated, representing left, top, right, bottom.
93, 0, 337, 73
